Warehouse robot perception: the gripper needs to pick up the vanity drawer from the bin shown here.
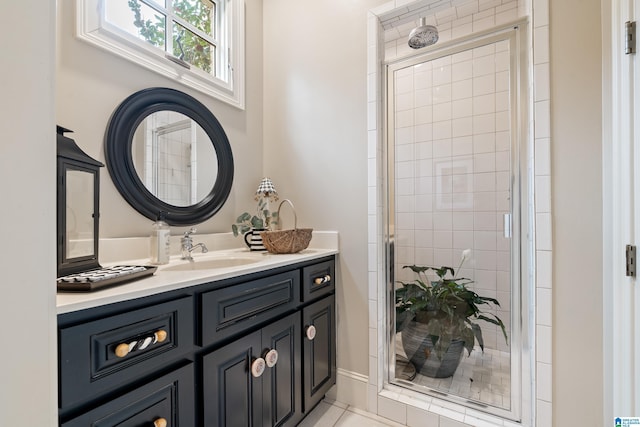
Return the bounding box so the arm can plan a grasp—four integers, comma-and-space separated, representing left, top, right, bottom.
59, 296, 193, 409
302, 260, 335, 302
61, 363, 194, 427
201, 270, 299, 346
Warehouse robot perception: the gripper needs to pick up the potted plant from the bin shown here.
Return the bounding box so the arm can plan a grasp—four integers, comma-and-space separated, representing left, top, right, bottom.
232, 178, 280, 251
231, 197, 279, 237
395, 253, 508, 378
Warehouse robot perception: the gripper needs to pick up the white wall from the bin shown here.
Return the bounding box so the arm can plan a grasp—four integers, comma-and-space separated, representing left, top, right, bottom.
550, 0, 603, 424
263, 0, 388, 378
56, 0, 265, 238
0, 3, 57, 426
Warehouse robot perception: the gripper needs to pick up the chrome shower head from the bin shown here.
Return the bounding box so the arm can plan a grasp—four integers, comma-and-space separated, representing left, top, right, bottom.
408, 17, 439, 49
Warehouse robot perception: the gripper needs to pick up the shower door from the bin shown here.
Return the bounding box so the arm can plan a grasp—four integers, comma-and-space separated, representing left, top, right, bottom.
387, 28, 523, 419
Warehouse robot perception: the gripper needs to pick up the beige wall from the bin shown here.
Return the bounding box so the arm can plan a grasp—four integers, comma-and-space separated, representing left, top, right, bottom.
550, 0, 603, 424
263, 0, 608, 418
56, 0, 265, 238
263, 0, 387, 376
2, 1, 607, 424
55, 0, 384, 394
0, 3, 57, 426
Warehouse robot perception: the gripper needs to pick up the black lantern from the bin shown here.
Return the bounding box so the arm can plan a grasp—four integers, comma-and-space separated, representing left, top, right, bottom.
56, 126, 157, 291
56, 126, 103, 277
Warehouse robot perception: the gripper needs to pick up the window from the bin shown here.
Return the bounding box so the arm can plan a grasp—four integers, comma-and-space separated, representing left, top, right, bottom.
77, 0, 245, 109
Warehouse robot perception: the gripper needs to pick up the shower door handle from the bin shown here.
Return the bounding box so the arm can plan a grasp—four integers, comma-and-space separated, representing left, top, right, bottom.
503, 213, 512, 239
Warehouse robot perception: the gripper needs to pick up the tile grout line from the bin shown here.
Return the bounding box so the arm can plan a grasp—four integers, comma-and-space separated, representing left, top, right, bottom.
332, 404, 350, 426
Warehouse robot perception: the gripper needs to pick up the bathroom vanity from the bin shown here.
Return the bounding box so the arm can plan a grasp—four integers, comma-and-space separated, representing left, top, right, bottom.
56, 249, 337, 427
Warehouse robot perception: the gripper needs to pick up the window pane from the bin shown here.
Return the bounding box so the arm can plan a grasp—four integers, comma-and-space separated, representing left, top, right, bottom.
143, 0, 167, 7
172, 0, 214, 36
173, 24, 215, 74
105, 0, 166, 49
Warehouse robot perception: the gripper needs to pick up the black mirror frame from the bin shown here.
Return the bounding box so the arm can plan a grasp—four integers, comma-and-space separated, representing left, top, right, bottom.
105, 87, 234, 226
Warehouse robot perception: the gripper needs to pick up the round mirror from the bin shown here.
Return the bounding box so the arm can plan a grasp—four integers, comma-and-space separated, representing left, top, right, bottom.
105, 87, 233, 225
131, 111, 219, 207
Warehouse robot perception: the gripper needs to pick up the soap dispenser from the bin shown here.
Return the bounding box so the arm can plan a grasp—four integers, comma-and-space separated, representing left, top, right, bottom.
150, 212, 170, 265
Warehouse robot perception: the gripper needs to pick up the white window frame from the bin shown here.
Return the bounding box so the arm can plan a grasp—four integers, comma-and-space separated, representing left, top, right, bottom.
76, 0, 245, 109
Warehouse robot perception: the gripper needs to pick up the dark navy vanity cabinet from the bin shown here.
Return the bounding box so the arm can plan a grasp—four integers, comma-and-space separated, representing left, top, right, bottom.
57, 256, 336, 427
203, 312, 303, 427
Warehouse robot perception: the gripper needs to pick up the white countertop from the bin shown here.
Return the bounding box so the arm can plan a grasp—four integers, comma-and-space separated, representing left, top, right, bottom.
57, 247, 337, 314
57, 231, 339, 315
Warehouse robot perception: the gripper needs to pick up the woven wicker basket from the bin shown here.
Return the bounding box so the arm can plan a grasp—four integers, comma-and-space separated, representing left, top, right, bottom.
260, 199, 312, 254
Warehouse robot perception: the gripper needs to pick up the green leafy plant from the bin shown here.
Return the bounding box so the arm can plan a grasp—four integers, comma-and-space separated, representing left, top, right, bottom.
128, 0, 214, 73
231, 198, 278, 237
396, 261, 508, 360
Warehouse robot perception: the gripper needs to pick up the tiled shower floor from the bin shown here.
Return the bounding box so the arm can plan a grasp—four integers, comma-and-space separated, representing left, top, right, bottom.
396, 335, 511, 409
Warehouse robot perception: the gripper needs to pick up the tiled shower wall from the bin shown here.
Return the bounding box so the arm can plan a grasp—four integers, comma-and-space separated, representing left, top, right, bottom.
392, 40, 513, 352
382, 0, 525, 63
367, 0, 552, 425
143, 111, 195, 206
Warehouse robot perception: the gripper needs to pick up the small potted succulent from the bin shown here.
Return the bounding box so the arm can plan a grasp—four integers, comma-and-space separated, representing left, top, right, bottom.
395, 251, 508, 378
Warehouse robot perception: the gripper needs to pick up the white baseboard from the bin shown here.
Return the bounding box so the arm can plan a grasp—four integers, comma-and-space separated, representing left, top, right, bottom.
325, 368, 369, 410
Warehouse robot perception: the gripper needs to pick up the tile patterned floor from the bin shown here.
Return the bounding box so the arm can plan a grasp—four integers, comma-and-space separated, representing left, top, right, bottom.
301, 400, 404, 427
304, 343, 511, 426
396, 334, 511, 409
409, 347, 511, 409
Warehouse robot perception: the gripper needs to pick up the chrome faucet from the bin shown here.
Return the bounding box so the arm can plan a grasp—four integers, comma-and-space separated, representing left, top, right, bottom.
181, 228, 208, 261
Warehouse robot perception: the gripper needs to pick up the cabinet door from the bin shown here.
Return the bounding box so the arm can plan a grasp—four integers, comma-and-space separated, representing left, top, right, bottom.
302, 295, 336, 413
261, 313, 302, 427
203, 330, 263, 427
61, 364, 194, 427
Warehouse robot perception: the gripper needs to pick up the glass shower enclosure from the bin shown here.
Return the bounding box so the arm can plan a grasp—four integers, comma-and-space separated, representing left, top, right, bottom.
386, 26, 525, 420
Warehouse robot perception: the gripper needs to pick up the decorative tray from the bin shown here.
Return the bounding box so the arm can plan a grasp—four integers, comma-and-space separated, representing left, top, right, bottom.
57, 265, 157, 292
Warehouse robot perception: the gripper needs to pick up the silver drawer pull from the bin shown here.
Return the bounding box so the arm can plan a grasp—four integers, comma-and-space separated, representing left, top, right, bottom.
114, 329, 168, 358
313, 275, 331, 285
